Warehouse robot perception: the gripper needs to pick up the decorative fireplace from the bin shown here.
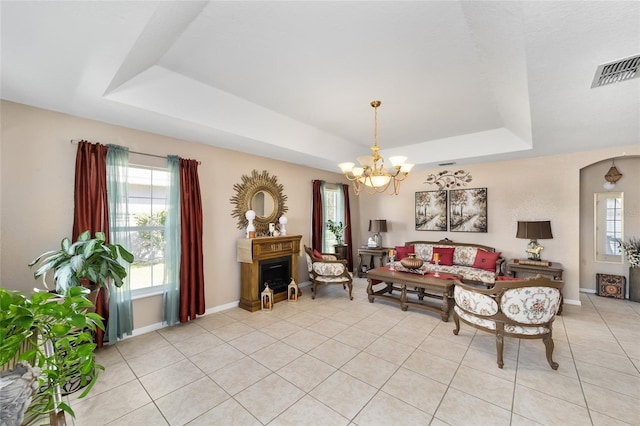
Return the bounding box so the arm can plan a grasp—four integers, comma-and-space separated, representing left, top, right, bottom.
237, 235, 302, 311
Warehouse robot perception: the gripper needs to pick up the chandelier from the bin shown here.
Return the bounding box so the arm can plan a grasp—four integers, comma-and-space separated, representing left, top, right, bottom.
339, 100, 413, 195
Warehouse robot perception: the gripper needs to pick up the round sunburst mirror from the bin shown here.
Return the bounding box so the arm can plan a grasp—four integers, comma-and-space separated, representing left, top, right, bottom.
230, 169, 288, 236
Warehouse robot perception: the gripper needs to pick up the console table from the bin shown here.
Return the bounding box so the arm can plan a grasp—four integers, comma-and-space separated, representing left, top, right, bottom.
357, 247, 389, 277
506, 260, 563, 280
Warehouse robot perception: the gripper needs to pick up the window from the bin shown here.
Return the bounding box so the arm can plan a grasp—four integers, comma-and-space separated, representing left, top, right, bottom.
125, 165, 170, 292
595, 192, 623, 263
322, 184, 344, 252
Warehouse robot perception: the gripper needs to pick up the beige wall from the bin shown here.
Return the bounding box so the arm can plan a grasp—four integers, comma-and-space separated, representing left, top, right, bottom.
355, 147, 639, 305
579, 157, 640, 296
2, 100, 638, 332
0, 100, 353, 330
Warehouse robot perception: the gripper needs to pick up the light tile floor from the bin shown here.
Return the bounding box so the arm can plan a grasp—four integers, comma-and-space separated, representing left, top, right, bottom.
68, 278, 640, 425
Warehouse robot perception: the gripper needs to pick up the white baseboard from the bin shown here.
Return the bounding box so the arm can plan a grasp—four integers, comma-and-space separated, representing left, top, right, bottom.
563, 298, 581, 306
125, 284, 313, 339
580, 288, 596, 294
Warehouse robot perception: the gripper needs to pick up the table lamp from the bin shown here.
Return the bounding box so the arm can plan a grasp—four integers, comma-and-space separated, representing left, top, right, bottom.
369, 219, 387, 248
516, 221, 553, 261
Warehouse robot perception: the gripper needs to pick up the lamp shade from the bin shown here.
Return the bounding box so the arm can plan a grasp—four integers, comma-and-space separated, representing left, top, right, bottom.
516, 221, 553, 240
368, 219, 388, 233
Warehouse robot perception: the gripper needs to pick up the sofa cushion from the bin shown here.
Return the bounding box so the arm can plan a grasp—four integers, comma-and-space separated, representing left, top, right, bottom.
414, 244, 432, 261
473, 249, 501, 272
453, 246, 478, 267
395, 245, 414, 260
312, 249, 323, 260
432, 247, 455, 266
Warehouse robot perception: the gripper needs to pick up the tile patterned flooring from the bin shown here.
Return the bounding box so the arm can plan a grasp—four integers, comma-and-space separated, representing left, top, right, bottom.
68, 278, 640, 425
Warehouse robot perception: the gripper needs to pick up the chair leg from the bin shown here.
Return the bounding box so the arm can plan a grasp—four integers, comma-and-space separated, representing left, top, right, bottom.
453, 311, 460, 335
495, 324, 505, 369
312, 282, 317, 299
347, 282, 353, 300
543, 335, 559, 370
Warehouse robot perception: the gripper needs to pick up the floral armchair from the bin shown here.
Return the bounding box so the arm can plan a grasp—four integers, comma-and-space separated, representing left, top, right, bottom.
452, 276, 563, 370
303, 245, 353, 300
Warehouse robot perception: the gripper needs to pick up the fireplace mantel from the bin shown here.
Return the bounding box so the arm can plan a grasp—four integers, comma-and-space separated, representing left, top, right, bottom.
237, 235, 302, 312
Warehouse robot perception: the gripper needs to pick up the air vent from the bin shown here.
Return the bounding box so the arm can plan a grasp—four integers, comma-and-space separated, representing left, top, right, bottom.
591, 54, 640, 88
438, 162, 455, 166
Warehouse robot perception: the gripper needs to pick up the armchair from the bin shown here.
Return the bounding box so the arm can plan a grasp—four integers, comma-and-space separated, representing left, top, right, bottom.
304, 245, 353, 300
452, 276, 563, 370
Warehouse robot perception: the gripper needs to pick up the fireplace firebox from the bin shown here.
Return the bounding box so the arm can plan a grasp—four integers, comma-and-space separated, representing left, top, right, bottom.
259, 256, 291, 295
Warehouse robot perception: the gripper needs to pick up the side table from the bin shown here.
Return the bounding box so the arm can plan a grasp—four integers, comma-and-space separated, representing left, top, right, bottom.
506, 260, 563, 280
357, 247, 389, 278
506, 259, 564, 315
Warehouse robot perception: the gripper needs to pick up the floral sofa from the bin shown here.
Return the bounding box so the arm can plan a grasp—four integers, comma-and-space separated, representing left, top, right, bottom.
393, 238, 504, 285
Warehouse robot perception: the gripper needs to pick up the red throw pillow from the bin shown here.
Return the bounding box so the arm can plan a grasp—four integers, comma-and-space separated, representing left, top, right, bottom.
473, 249, 501, 272
431, 247, 455, 266
312, 249, 323, 260
395, 245, 414, 260
498, 276, 520, 281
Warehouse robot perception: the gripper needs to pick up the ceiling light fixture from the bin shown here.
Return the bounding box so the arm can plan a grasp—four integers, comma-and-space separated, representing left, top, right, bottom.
339, 100, 413, 195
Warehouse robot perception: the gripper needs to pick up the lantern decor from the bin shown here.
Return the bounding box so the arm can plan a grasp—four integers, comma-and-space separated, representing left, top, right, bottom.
288, 278, 299, 301
261, 283, 274, 310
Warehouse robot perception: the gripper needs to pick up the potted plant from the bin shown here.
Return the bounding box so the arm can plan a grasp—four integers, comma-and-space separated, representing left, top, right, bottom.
0, 286, 104, 423
617, 237, 640, 302
326, 219, 349, 259
29, 230, 134, 296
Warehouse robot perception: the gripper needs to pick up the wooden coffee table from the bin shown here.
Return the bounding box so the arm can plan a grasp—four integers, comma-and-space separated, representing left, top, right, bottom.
366, 267, 462, 322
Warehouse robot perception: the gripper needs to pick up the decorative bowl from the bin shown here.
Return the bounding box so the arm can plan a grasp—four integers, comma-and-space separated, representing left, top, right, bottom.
400, 254, 424, 269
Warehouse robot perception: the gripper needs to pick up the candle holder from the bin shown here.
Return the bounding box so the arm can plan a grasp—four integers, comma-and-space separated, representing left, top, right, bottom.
261, 283, 274, 310
434, 260, 440, 277
287, 278, 299, 301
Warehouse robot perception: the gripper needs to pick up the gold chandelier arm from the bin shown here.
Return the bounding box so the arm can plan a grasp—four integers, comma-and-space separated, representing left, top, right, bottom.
339, 99, 410, 196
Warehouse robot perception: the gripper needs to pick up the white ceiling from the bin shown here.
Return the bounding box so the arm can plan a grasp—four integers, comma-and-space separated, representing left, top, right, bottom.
2, 1, 639, 172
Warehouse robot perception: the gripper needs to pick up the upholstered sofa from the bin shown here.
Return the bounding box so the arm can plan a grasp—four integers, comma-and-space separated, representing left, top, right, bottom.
392, 238, 503, 285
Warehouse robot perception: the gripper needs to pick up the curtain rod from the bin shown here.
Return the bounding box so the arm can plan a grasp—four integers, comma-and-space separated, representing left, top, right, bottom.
70, 139, 201, 164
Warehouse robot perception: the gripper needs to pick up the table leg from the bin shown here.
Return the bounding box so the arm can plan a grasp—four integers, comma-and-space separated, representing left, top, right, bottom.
367, 277, 374, 303
400, 284, 408, 311
441, 288, 451, 322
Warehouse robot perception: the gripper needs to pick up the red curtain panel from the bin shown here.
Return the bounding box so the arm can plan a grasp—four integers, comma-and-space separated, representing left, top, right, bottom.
312, 180, 324, 251
178, 158, 205, 322
72, 140, 110, 348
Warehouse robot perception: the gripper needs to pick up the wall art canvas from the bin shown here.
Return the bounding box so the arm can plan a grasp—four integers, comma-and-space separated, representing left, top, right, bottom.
449, 188, 487, 233
415, 190, 447, 231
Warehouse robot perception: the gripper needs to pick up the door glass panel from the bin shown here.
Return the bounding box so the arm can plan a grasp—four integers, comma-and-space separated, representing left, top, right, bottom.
594, 192, 623, 263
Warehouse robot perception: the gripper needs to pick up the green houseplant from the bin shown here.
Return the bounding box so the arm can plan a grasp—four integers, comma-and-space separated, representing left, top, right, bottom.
29, 230, 134, 295
326, 219, 347, 246
0, 286, 104, 423
326, 219, 349, 259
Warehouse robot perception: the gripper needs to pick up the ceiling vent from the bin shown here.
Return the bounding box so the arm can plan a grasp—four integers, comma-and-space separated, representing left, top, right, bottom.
591, 54, 640, 88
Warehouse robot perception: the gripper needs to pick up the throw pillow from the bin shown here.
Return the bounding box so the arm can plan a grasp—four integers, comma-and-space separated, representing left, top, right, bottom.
473, 249, 501, 272
312, 249, 323, 260
497, 276, 520, 281
431, 247, 455, 266
395, 245, 414, 260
